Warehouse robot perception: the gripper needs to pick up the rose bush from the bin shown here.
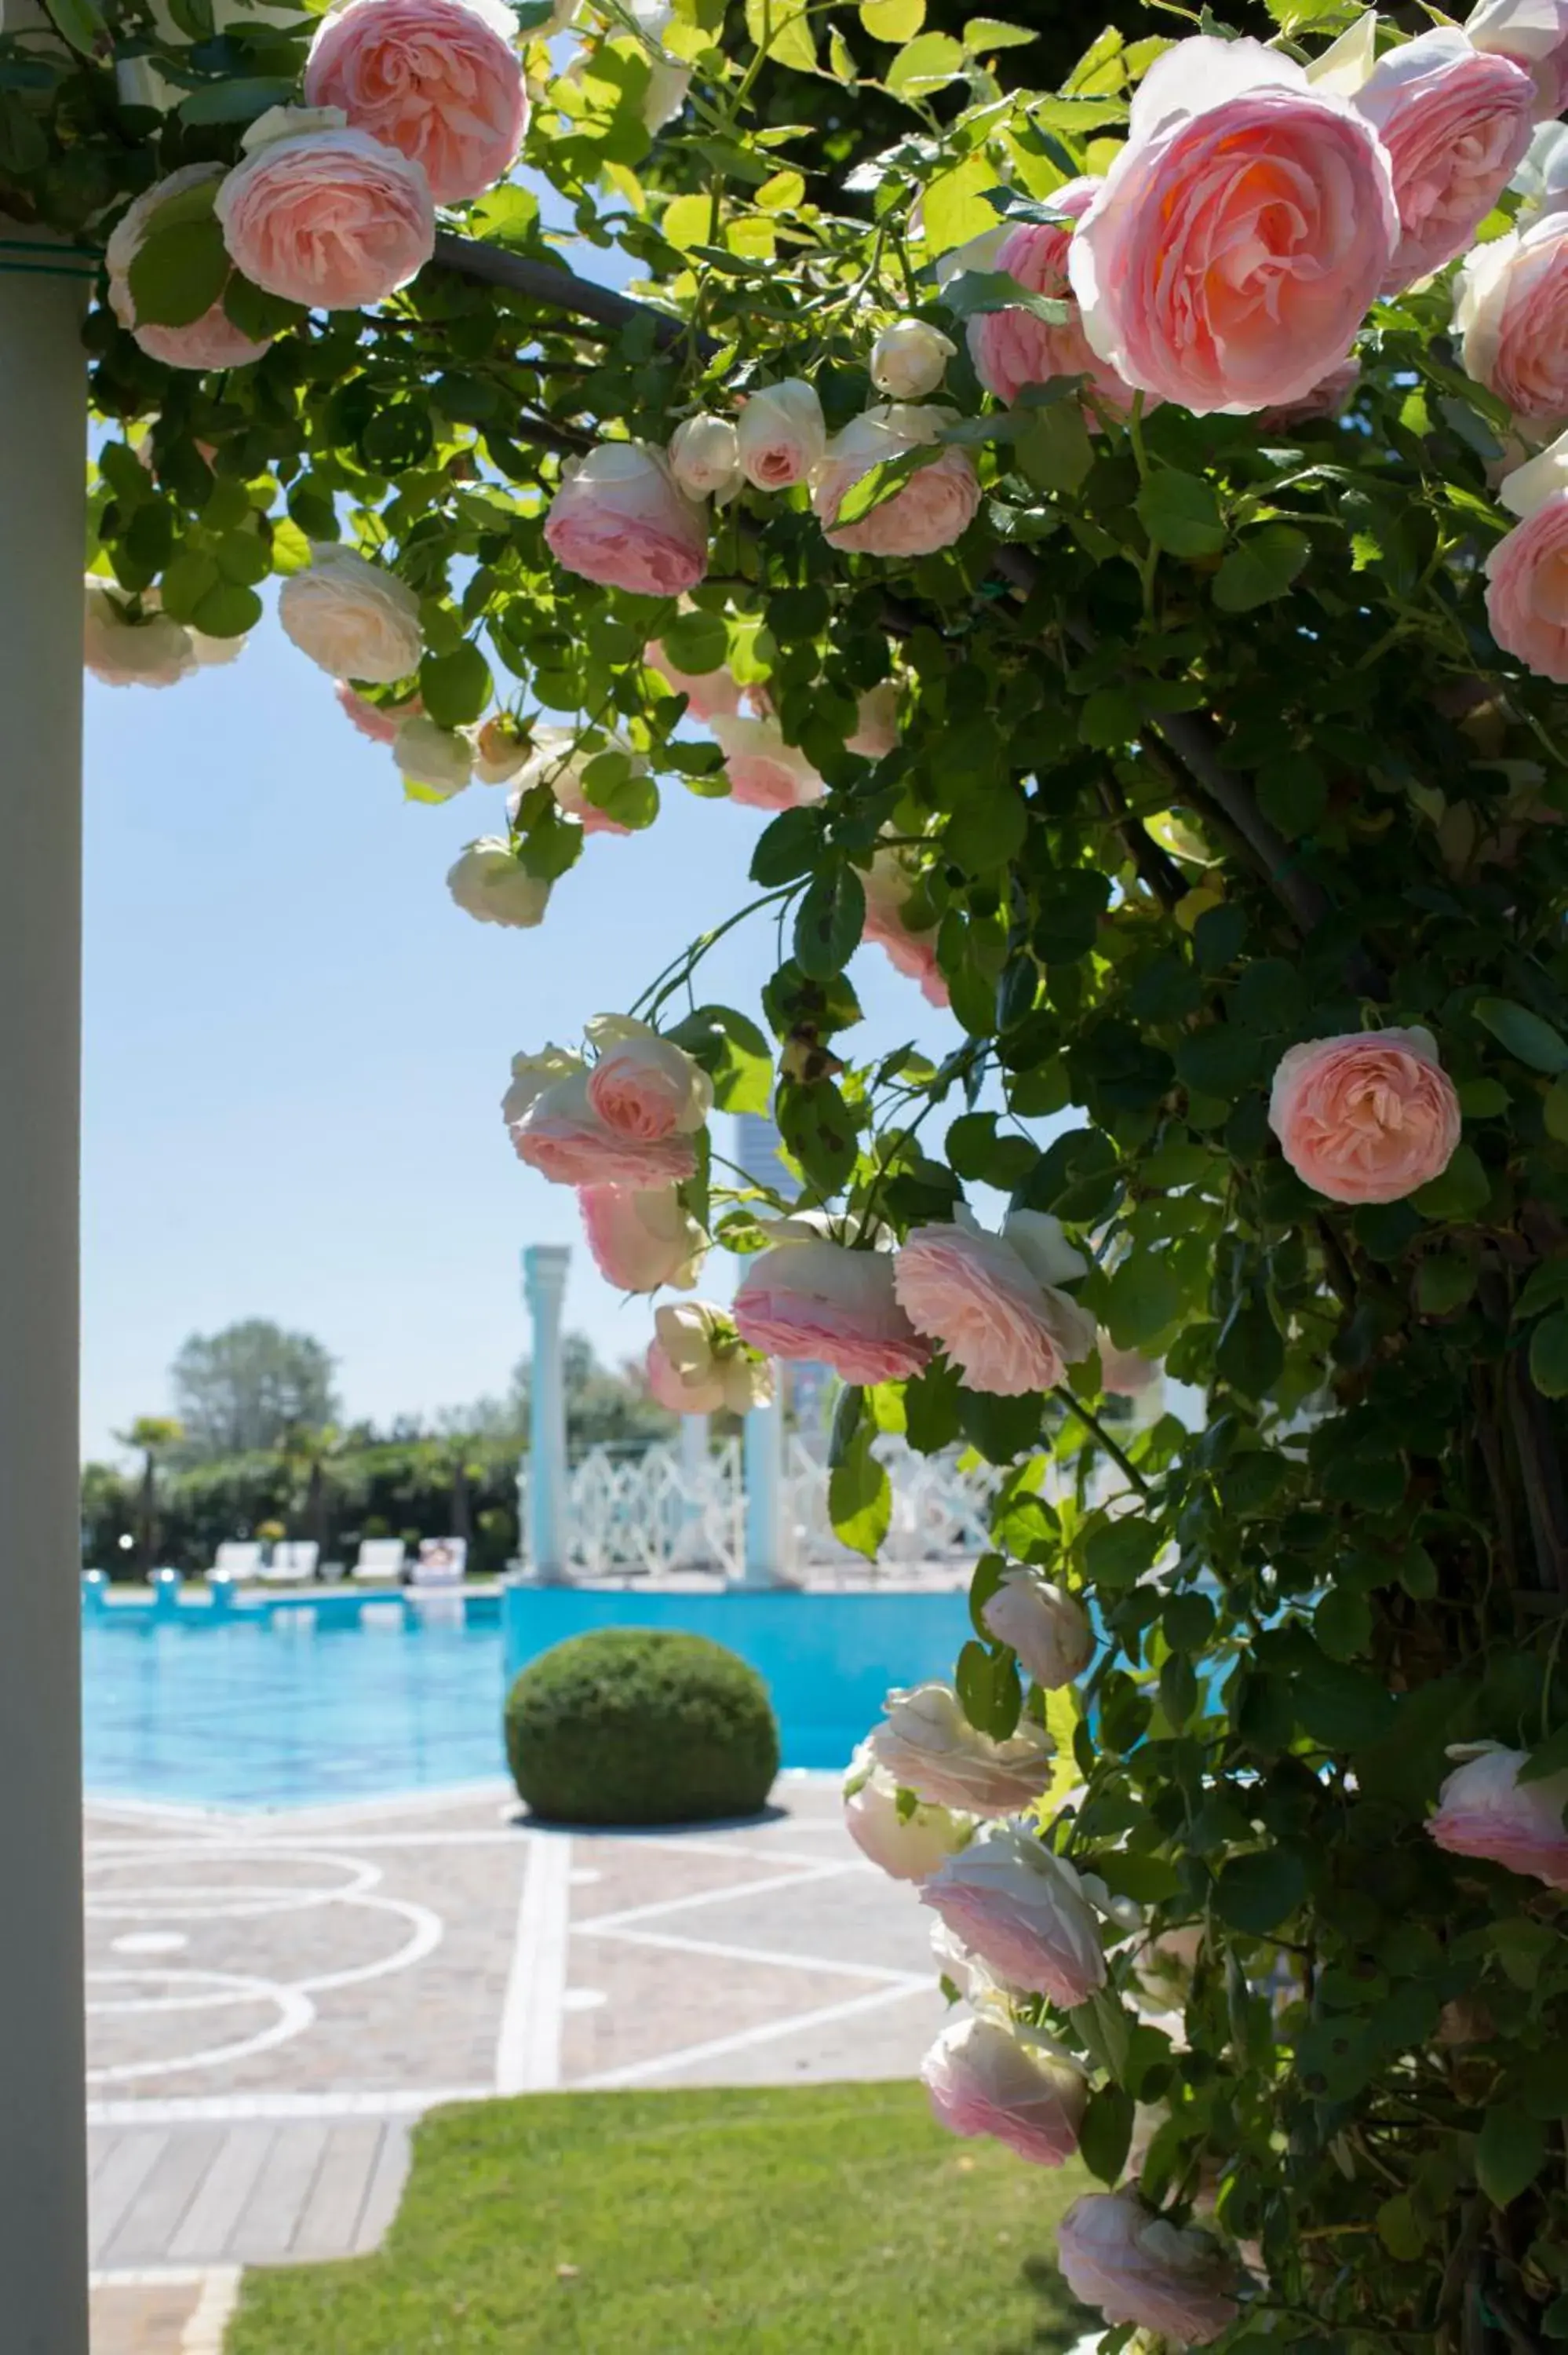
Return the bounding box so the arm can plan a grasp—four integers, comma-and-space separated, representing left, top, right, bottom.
38, 0, 1568, 2335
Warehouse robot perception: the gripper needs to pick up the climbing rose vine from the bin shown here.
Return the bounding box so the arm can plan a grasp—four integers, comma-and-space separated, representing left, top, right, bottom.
22, 0, 1568, 2335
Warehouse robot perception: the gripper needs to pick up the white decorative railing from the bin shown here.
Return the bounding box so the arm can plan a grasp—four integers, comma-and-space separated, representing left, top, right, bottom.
516, 1433, 1005, 1581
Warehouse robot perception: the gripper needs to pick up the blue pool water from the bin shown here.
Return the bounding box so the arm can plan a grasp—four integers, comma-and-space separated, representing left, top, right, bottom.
83, 1602, 507, 1808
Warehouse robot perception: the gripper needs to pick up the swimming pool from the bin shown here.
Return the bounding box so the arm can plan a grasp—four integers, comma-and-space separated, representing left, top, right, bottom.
82, 1600, 507, 1809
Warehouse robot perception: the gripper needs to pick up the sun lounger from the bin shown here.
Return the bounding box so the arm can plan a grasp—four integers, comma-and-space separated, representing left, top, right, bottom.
410, 1537, 467, 1587
210, 1540, 264, 1583
263, 1540, 319, 1583
351, 1537, 408, 1583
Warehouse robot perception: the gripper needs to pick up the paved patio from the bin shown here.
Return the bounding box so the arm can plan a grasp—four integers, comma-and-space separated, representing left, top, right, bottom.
86, 1772, 943, 2352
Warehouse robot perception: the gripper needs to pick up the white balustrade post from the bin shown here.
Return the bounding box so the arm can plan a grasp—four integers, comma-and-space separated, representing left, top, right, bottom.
0, 221, 90, 2354
678, 1411, 709, 1568
742, 1385, 785, 1587
522, 1244, 571, 1577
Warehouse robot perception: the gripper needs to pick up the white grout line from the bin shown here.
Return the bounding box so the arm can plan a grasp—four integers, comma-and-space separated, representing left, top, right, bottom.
574, 1980, 932, 2090
494, 1832, 574, 2095
87, 2087, 490, 2126
574, 1860, 852, 1933
574, 1923, 931, 1985
182, 2266, 242, 2354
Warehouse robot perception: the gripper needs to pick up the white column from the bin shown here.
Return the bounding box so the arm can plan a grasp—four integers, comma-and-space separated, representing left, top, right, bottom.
0, 228, 89, 2354
522, 1245, 571, 1578
678, 1411, 709, 1568
742, 1384, 785, 1588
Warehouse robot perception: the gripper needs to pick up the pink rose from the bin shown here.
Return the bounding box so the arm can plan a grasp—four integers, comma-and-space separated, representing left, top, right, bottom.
1354, 31, 1535, 294
842, 1741, 974, 1882
508, 1069, 697, 1188
1428, 1743, 1568, 1886
735, 378, 826, 490
1467, 0, 1568, 120
733, 1238, 931, 1384
645, 1300, 772, 1415
1267, 1027, 1462, 1204
860, 848, 947, 1006
1056, 2193, 1241, 2345
710, 714, 825, 811
921, 1826, 1107, 2006
337, 681, 421, 743
584, 1014, 713, 1145
1456, 210, 1568, 418
105, 165, 272, 372
968, 184, 1140, 416
814, 405, 981, 557
980, 1569, 1094, 1689
1070, 38, 1397, 414
1487, 436, 1568, 677
893, 1208, 1095, 1397
921, 2014, 1088, 2168
1098, 1335, 1160, 1397
544, 443, 708, 597
303, 0, 527, 206
581, 1184, 706, 1294
646, 639, 744, 723
845, 682, 899, 758
866, 1681, 1057, 1816
214, 108, 436, 310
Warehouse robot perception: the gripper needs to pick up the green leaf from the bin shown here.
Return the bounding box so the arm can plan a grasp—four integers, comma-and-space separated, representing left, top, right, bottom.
859, 0, 923, 37
745, 0, 817, 71
1136, 469, 1226, 558
956, 1387, 1041, 1464
1083, 1515, 1159, 1589
1215, 1293, 1283, 1400
884, 29, 965, 93
1473, 995, 1568, 1075
1410, 1141, 1490, 1224
940, 268, 1071, 330
955, 1638, 1023, 1738
1376, 2195, 1428, 2262
43, 0, 105, 57
1213, 1847, 1307, 1935
1530, 1309, 1568, 1399
190, 580, 262, 637
963, 15, 1038, 48
126, 217, 229, 330
177, 75, 299, 126
775, 1075, 858, 1192
221, 273, 305, 342
794, 867, 866, 980
1212, 524, 1310, 612
749, 807, 824, 887
1016, 401, 1094, 496
658, 608, 729, 674
1255, 753, 1326, 840
1102, 1253, 1183, 1348
1078, 2084, 1135, 2184
1416, 1252, 1477, 1315
1475, 2107, 1548, 2207
1546, 1076, 1568, 1143
831, 442, 941, 528
419, 644, 490, 729
829, 1425, 892, 1561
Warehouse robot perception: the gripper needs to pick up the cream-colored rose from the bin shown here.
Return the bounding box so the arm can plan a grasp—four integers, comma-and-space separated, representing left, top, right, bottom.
866, 1681, 1056, 1816
669, 412, 742, 503
447, 839, 551, 928
279, 543, 422, 684
83, 579, 195, 689
736, 378, 826, 490
646, 1299, 774, 1415
473, 715, 528, 784
585, 1013, 713, 1142
842, 1742, 975, 1882
980, 1571, 1094, 1690
813, 404, 981, 557
870, 316, 957, 400
579, 1184, 707, 1294
395, 714, 474, 799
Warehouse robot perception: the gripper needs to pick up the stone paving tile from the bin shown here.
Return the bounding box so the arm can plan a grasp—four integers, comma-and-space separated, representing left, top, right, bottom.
89, 2278, 201, 2355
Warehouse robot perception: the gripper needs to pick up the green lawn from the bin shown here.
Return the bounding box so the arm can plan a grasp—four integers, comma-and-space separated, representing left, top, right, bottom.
225, 2083, 1097, 2354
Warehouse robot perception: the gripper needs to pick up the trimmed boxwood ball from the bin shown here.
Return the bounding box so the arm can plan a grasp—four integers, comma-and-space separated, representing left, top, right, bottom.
504, 1627, 781, 1826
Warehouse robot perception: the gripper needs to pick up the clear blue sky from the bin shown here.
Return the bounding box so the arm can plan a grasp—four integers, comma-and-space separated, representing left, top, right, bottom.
81, 611, 965, 1460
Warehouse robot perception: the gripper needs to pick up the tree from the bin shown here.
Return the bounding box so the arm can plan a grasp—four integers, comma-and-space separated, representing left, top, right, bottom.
170, 1320, 337, 1460
24, 0, 1568, 2342
114, 1414, 183, 1576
